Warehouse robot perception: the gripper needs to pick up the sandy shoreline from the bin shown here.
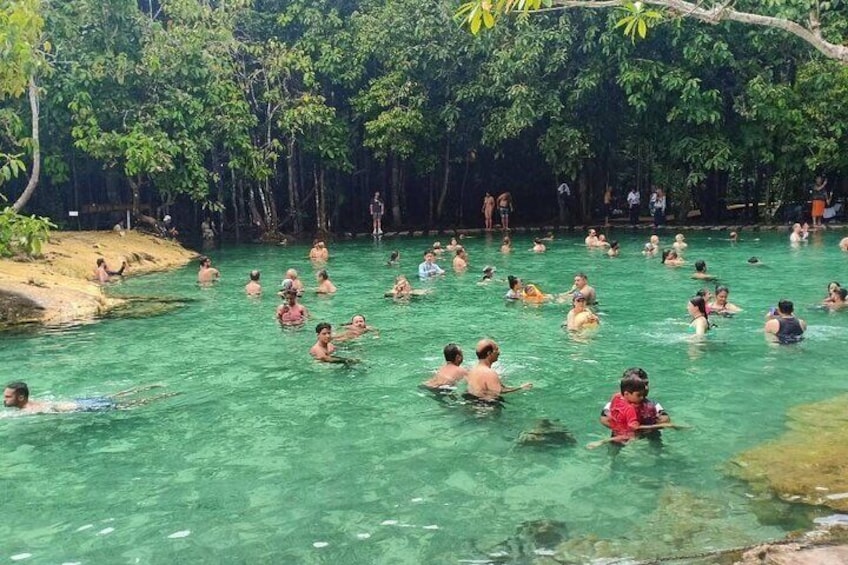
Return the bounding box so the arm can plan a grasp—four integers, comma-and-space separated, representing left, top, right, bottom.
0, 230, 196, 327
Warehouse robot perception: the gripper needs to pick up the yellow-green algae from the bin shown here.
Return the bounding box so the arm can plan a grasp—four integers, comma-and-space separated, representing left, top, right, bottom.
729, 393, 848, 512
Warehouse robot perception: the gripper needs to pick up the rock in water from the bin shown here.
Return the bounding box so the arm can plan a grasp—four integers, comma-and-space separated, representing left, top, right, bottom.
516, 418, 577, 447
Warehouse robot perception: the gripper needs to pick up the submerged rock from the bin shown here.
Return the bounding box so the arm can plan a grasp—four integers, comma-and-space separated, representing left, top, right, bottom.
516, 418, 577, 447
484, 519, 570, 563
728, 393, 848, 512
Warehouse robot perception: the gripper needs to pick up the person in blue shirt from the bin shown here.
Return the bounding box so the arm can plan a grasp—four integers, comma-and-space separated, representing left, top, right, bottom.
418, 250, 445, 279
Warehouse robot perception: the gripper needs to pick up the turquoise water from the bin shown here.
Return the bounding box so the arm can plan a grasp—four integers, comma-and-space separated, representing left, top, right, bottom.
2, 230, 847, 563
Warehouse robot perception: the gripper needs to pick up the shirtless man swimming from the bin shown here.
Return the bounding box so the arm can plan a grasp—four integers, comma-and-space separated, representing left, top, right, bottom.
464, 339, 532, 404
567, 273, 597, 304
2, 382, 176, 416
197, 256, 220, 283
245, 270, 262, 295
309, 322, 351, 363
94, 258, 127, 283
422, 343, 468, 391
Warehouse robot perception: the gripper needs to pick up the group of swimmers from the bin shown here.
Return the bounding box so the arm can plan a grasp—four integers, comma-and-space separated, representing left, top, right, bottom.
70, 225, 847, 449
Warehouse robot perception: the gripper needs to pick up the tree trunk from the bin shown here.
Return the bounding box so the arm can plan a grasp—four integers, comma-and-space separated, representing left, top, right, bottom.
436, 137, 451, 222
287, 137, 302, 234
12, 76, 41, 212
231, 168, 241, 243
390, 154, 402, 226
314, 165, 328, 235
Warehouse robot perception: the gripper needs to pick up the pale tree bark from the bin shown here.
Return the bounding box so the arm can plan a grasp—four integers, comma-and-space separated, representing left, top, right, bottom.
11, 76, 41, 212
542, 0, 848, 64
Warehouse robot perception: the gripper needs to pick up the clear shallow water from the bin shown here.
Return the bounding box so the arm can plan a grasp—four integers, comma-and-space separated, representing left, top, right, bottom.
2, 229, 847, 563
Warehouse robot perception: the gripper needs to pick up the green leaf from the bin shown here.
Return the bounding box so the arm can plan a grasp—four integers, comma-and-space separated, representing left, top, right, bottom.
637, 19, 647, 39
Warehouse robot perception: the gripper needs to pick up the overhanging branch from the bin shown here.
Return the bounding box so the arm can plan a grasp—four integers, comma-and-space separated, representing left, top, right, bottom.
544, 0, 848, 63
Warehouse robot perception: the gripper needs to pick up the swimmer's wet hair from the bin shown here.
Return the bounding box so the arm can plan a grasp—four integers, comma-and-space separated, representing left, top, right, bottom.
747, 257, 760, 264
508, 275, 521, 289
250, 270, 260, 281
715, 285, 729, 294
443, 343, 462, 363
476, 342, 496, 360
315, 322, 331, 334
621, 367, 648, 381
5, 381, 28, 399
777, 300, 794, 314
695, 260, 706, 272
620, 375, 647, 394
199, 255, 209, 265
318, 269, 329, 280
96, 258, 105, 267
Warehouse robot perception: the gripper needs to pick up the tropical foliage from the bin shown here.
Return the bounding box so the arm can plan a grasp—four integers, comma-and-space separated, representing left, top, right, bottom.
1, 0, 848, 236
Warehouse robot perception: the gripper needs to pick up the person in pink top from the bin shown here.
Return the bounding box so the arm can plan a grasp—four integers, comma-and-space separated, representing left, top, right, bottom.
276, 290, 309, 326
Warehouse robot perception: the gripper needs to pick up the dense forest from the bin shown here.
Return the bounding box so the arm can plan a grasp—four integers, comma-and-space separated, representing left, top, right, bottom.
2, 0, 848, 240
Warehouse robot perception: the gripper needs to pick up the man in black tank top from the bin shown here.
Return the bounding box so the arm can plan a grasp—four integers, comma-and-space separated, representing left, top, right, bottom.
764, 300, 807, 344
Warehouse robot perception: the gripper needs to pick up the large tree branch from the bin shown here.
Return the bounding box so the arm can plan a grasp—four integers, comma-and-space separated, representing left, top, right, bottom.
545, 0, 848, 63
11, 75, 41, 213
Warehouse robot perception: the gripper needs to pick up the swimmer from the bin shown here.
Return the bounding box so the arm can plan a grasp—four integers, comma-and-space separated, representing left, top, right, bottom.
661, 249, 685, 266
691, 260, 716, 281
309, 322, 347, 363
284, 268, 305, 294
432, 241, 444, 255
418, 250, 445, 279
316, 269, 337, 294
2, 382, 177, 416
446, 237, 461, 252
642, 234, 660, 256
540, 231, 555, 242
481, 266, 497, 281
824, 287, 848, 310
531, 238, 546, 253
309, 239, 329, 261
566, 273, 597, 304
277, 290, 309, 326
764, 300, 806, 344
587, 375, 683, 449
385, 275, 428, 298
599, 368, 670, 433
607, 241, 620, 258
387, 250, 400, 266
822, 282, 842, 305
464, 339, 531, 404
672, 233, 688, 254
687, 295, 711, 336
500, 236, 512, 254
564, 292, 599, 331
197, 256, 220, 283
335, 314, 377, 341
729, 231, 738, 243
505, 275, 523, 300
94, 257, 127, 283
789, 223, 807, 244
421, 343, 468, 391
245, 270, 262, 295
453, 248, 469, 272
595, 234, 611, 249
840, 237, 848, 252
747, 256, 762, 266
584, 229, 599, 247
708, 285, 741, 315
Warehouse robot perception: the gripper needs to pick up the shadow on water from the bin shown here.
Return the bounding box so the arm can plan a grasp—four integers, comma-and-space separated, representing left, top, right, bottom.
99, 296, 197, 320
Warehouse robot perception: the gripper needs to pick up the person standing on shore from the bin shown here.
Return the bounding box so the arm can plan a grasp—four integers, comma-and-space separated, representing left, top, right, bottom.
627, 187, 641, 226
482, 192, 495, 231
653, 187, 666, 228
603, 186, 613, 227
370, 192, 385, 235
497, 192, 513, 231
558, 182, 573, 227
811, 176, 827, 228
